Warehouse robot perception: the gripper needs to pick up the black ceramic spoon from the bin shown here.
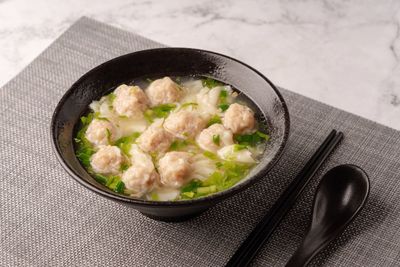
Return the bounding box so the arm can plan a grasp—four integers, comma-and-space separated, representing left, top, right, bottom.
286, 164, 370, 267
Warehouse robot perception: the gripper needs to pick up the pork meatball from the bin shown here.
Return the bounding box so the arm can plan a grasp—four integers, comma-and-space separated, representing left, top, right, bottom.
146, 77, 182, 106
223, 103, 255, 134
196, 123, 234, 152
158, 152, 192, 188
122, 165, 159, 197
137, 121, 173, 153
85, 119, 116, 146
164, 110, 205, 139
113, 84, 149, 117
90, 145, 123, 175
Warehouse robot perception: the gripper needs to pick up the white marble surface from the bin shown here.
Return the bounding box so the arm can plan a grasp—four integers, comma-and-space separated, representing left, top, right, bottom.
0, 0, 399, 129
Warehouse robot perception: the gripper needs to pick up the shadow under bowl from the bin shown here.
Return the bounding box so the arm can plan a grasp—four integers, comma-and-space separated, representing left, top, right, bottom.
51, 48, 290, 222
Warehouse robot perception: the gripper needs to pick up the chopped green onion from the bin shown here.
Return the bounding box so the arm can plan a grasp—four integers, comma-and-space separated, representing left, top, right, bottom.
120, 162, 130, 172
93, 174, 108, 185
114, 132, 141, 156
218, 103, 230, 112
106, 176, 125, 194
215, 162, 223, 168
114, 181, 125, 193
203, 151, 219, 160
150, 152, 158, 163
80, 113, 94, 125
180, 180, 202, 199
144, 104, 176, 122
153, 103, 176, 117
108, 92, 116, 103
75, 114, 95, 167
256, 131, 270, 140
196, 185, 217, 195
202, 77, 223, 88
212, 135, 220, 146
234, 131, 269, 146
181, 102, 198, 108
233, 144, 247, 152
106, 128, 112, 144
169, 140, 189, 151
150, 192, 160, 201
144, 109, 154, 123
181, 180, 202, 192
181, 191, 195, 198
207, 115, 222, 127
219, 89, 228, 98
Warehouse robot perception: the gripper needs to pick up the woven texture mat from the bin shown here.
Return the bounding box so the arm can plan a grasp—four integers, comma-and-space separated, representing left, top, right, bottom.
1, 17, 400, 267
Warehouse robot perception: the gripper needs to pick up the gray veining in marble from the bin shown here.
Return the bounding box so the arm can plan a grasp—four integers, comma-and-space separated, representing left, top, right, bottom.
0, 0, 399, 129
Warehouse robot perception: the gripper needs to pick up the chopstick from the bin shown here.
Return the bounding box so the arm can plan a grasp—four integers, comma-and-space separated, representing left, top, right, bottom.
225, 129, 344, 267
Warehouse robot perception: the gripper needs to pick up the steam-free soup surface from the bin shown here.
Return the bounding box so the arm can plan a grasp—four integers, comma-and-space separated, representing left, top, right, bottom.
75, 76, 269, 201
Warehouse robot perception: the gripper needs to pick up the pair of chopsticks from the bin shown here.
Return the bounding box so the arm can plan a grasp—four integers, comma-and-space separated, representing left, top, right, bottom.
225, 130, 344, 267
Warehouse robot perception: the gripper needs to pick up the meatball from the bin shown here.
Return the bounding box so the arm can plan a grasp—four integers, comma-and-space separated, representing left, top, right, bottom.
137, 121, 173, 153
223, 103, 255, 134
196, 123, 234, 152
85, 119, 116, 146
122, 165, 159, 197
90, 145, 123, 175
113, 84, 149, 117
164, 110, 205, 139
158, 152, 192, 188
146, 77, 182, 106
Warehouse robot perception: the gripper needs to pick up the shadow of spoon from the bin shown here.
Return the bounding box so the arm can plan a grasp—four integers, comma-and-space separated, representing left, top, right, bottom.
286, 164, 370, 267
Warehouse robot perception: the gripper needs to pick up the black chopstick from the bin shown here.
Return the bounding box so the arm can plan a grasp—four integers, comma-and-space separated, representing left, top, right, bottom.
225, 130, 343, 267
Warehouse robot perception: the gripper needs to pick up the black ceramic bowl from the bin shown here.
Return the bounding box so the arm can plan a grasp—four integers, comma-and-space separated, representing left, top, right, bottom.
51, 48, 290, 222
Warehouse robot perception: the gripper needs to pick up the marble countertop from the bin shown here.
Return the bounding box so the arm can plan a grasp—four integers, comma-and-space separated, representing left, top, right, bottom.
1, 0, 399, 130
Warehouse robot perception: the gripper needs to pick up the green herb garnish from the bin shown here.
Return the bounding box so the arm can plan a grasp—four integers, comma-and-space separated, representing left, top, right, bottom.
233, 144, 247, 152
181, 191, 195, 198
106, 128, 112, 144
202, 77, 223, 88
218, 103, 230, 112
105, 176, 126, 193
212, 135, 220, 146
219, 89, 228, 99
207, 115, 222, 127
75, 114, 95, 167
234, 131, 270, 147
108, 92, 116, 103
150, 192, 160, 201
196, 185, 217, 195
153, 103, 176, 117
144, 103, 176, 123
120, 162, 130, 172
93, 174, 108, 185
114, 132, 141, 156
169, 139, 189, 151
180, 180, 203, 199
178, 160, 252, 199
113, 181, 125, 193
203, 151, 219, 160
181, 102, 198, 108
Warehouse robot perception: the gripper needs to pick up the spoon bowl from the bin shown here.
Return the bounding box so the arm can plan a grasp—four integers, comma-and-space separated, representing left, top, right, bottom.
286, 164, 370, 267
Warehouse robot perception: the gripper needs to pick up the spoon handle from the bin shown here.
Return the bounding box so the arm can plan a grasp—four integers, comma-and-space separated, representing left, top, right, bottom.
285, 234, 322, 267
286, 248, 312, 267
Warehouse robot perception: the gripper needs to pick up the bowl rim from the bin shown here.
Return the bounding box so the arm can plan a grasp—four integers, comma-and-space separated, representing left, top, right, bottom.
50, 47, 290, 207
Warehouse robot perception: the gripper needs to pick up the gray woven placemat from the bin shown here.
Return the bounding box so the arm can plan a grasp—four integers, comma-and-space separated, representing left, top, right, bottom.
1, 17, 399, 267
